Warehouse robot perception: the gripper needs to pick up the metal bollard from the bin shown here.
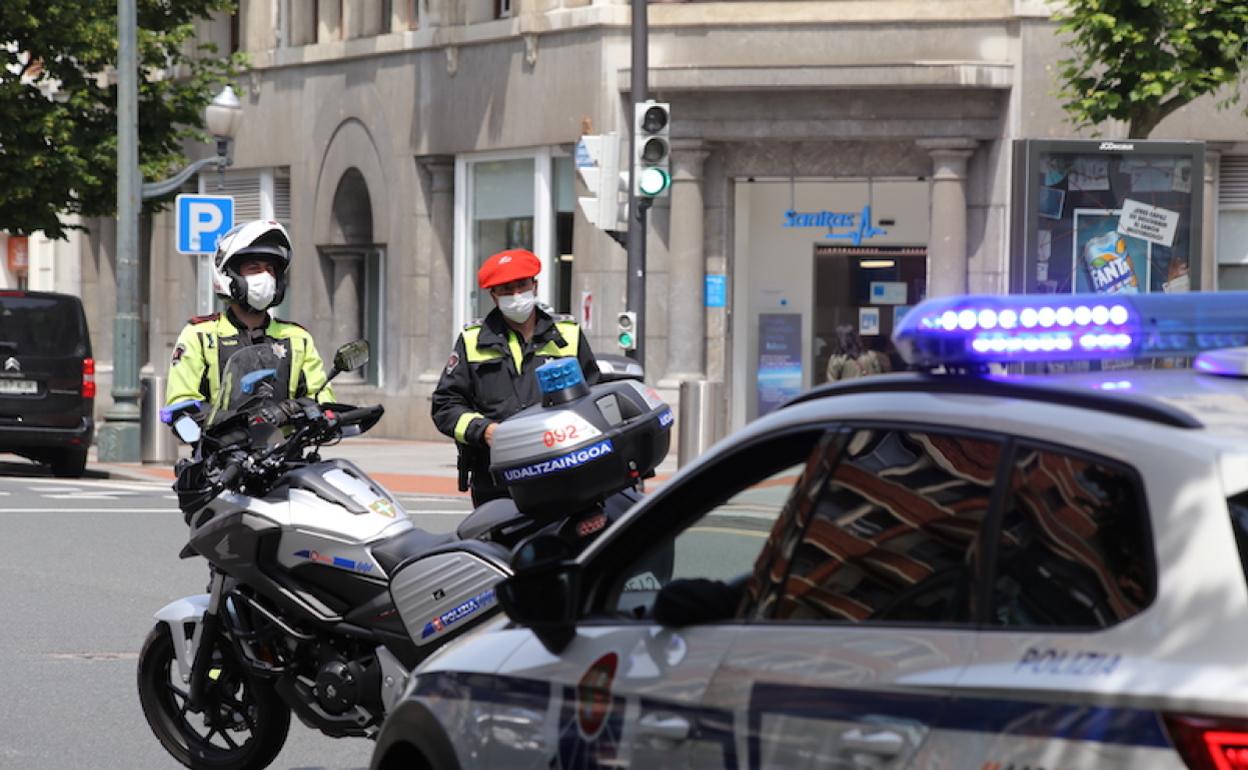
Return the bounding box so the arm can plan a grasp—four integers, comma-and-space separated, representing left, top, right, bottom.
140, 375, 177, 464
677, 380, 725, 468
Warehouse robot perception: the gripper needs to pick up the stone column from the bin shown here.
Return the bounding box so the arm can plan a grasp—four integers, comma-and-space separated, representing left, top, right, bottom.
1201, 145, 1232, 291
918, 139, 977, 298
419, 156, 455, 378
661, 140, 709, 385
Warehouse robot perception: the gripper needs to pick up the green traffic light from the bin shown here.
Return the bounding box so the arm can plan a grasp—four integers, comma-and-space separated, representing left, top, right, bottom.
638, 167, 670, 197
618, 332, 635, 349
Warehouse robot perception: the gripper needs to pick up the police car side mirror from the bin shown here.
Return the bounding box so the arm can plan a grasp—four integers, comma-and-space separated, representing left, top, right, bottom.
497, 534, 579, 653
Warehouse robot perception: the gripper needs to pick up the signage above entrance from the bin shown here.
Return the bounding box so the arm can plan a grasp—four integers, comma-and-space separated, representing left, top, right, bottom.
783, 205, 887, 246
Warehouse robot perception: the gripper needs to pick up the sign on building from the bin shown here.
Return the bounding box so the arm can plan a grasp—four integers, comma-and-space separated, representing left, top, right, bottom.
176, 194, 235, 255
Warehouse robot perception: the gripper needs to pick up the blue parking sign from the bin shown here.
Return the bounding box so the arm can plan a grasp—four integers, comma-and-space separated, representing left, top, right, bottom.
176, 195, 234, 254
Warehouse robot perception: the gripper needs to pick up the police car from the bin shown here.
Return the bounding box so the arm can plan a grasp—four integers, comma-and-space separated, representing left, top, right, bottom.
371, 291, 1248, 770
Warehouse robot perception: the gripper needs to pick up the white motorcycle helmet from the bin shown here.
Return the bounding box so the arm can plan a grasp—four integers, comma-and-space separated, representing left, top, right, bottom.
211, 220, 292, 310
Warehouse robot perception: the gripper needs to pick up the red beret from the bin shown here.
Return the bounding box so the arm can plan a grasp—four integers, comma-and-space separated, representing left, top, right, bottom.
478, 248, 541, 289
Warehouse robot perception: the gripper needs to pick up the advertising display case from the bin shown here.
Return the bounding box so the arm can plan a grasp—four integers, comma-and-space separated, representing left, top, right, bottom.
1011, 140, 1205, 296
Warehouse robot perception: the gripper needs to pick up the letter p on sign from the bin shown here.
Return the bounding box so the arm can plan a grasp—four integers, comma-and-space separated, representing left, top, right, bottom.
176, 194, 235, 254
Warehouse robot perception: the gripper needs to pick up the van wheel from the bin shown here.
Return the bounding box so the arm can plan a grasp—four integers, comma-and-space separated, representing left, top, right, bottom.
51, 448, 88, 478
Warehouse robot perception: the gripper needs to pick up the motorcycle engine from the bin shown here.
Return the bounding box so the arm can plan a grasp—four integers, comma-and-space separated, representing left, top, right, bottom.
314, 654, 374, 715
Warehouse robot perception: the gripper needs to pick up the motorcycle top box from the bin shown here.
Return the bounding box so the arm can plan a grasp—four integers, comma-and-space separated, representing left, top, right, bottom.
489, 358, 672, 518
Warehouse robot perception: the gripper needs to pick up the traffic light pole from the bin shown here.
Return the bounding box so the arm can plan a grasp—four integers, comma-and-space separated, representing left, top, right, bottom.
626, 0, 648, 364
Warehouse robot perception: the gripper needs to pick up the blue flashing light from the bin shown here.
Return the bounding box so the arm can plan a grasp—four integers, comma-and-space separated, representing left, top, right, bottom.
536, 358, 585, 395
893, 292, 1248, 368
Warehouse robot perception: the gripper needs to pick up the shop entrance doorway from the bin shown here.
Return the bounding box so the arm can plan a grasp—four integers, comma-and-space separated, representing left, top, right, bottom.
812, 244, 926, 386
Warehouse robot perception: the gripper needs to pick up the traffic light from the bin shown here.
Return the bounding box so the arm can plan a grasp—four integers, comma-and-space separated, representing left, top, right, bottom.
616, 311, 637, 350
633, 101, 670, 198
575, 132, 627, 232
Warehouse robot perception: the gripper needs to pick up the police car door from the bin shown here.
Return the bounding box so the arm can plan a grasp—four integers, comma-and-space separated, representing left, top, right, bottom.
703, 426, 1001, 770
486, 427, 833, 770
913, 439, 1167, 770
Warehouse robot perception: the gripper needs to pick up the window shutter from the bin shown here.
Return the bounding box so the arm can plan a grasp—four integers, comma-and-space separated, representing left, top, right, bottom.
273, 171, 292, 225
218, 169, 263, 221
1220, 156, 1248, 208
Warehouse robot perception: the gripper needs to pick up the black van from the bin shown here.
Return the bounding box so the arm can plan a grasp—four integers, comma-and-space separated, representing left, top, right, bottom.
0, 291, 94, 477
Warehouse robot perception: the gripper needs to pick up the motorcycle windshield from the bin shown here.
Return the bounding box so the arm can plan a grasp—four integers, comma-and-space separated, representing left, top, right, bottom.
209, 344, 285, 427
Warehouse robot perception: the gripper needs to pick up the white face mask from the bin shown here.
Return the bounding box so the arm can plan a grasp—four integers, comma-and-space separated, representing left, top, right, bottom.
244, 272, 277, 311
497, 290, 537, 323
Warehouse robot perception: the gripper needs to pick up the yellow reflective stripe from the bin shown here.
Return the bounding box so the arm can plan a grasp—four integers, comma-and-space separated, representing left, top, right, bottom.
507, 332, 524, 374
536, 321, 580, 358
454, 411, 485, 444
463, 327, 504, 363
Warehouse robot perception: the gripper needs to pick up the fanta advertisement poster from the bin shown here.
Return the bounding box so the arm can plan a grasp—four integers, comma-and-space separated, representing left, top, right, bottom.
1017, 143, 1199, 295
1072, 209, 1150, 295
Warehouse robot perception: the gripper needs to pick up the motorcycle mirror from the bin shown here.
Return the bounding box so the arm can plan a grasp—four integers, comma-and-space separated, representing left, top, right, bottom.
334, 340, 370, 374
318, 340, 371, 393
172, 414, 202, 444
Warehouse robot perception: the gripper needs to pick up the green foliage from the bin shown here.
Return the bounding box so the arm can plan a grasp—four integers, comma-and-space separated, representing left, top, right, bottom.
1056, 0, 1248, 138
0, 0, 244, 239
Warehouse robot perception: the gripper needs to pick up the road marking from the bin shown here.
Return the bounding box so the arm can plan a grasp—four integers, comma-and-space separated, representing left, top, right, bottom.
46, 652, 140, 661
689, 525, 769, 539
15, 477, 168, 491
41, 493, 135, 500
0, 508, 172, 513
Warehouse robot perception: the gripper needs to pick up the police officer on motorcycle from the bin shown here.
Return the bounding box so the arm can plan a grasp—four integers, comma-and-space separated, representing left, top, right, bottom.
166, 220, 335, 410
432, 248, 599, 505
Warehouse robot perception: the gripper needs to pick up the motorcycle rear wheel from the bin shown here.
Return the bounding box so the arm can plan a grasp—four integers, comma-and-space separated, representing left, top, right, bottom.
137, 623, 291, 770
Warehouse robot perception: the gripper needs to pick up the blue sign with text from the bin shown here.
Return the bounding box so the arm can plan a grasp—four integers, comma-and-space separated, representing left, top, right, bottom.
783, 204, 886, 246
176, 194, 234, 254
705, 274, 727, 307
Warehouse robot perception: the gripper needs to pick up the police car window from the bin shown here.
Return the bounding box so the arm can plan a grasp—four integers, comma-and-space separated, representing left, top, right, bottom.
607, 430, 828, 621
988, 445, 1153, 629
743, 428, 1002, 626
1227, 492, 1248, 594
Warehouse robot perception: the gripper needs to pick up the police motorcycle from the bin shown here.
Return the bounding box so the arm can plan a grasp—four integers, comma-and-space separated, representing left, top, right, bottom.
136, 341, 672, 770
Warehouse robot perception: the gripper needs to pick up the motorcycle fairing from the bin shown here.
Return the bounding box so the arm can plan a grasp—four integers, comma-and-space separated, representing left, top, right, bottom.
154, 593, 210, 681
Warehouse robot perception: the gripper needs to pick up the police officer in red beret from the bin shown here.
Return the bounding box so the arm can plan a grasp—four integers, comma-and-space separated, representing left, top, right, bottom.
432, 248, 599, 505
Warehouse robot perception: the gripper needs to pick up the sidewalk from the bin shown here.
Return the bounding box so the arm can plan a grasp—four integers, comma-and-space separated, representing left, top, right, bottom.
91, 435, 680, 497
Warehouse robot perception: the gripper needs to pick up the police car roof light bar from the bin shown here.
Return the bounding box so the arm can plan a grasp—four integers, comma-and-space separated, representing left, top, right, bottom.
893, 291, 1248, 369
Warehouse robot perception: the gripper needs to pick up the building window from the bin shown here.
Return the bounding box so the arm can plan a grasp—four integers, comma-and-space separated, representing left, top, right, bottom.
320, 246, 385, 386
1218, 156, 1248, 289
496, 0, 512, 19
454, 149, 557, 332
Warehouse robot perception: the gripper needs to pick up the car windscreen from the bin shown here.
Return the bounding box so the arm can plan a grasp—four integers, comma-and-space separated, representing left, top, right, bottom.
0, 296, 87, 357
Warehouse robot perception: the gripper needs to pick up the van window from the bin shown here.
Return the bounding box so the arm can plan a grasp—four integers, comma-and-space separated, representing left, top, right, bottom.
0, 295, 88, 357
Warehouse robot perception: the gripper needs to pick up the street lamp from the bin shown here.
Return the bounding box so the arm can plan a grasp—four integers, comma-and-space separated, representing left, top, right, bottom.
142, 86, 242, 199
95, 66, 244, 461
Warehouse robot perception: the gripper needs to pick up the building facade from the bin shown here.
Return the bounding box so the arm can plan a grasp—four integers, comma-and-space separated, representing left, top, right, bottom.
72, 0, 1248, 438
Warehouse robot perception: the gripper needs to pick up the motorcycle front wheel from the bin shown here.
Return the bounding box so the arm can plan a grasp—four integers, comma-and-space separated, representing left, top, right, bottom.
137, 623, 290, 770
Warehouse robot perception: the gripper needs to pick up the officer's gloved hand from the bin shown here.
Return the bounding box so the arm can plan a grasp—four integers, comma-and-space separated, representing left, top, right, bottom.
254, 399, 305, 427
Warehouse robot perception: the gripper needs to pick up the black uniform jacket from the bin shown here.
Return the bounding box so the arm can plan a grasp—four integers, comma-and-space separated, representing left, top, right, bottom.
431, 307, 600, 456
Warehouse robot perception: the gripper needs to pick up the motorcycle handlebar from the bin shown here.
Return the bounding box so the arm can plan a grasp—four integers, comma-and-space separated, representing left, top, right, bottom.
331, 405, 384, 426
217, 459, 244, 490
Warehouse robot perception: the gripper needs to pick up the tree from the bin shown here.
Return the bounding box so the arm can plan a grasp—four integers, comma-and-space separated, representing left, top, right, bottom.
0, 1, 244, 239
1055, 0, 1248, 139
